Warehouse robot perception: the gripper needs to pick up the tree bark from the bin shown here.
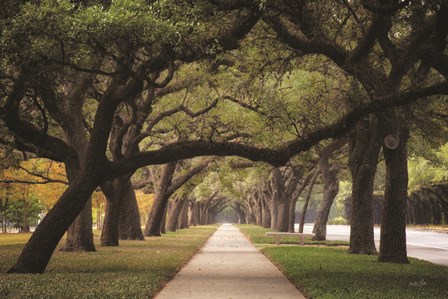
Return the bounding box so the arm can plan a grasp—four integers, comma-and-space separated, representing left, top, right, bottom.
61, 199, 95, 251
167, 197, 184, 232
189, 199, 198, 226
198, 202, 204, 225
378, 124, 409, 264
312, 139, 345, 240
272, 166, 303, 232
256, 197, 263, 226
348, 117, 381, 255
60, 159, 95, 252
261, 196, 271, 228
145, 160, 209, 234
144, 162, 177, 236
160, 205, 167, 234
118, 179, 144, 240
179, 199, 189, 229
100, 197, 121, 246
313, 162, 339, 240
7, 174, 99, 273
288, 169, 316, 232
299, 171, 319, 233
269, 198, 278, 228
100, 178, 125, 246
244, 197, 256, 225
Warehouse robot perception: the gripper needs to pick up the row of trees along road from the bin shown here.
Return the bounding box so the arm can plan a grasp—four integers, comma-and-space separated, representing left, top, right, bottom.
0, 0, 447, 273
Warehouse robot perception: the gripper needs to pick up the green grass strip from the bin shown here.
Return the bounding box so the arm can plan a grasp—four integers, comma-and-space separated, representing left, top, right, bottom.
238, 224, 448, 299
236, 224, 348, 246
0, 225, 217, 298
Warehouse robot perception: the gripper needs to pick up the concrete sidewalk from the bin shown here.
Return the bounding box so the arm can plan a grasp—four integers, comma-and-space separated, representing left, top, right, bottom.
155, 223, 305, 299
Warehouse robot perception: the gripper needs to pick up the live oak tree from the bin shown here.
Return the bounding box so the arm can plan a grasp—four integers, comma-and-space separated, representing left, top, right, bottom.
2, 0, 448, 274
1, 0, 270, 273
312, 138, 346, 240
166, 179, 202, 232
253, 0, 448, 263
144, 158, 210, 236
98, 63, 213, 245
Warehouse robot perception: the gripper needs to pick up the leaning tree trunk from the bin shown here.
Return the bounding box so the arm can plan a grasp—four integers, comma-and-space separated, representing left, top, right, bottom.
378, 124, 409, 264
145, 193, 171, 236
312, 138, 345, 240
299, 171, 319, 233
348, 117, 381, 255
118, 179, 144, 240
288, 170, 316, 232
60, 159, 95, 252
144, 162, 177, 236
8, 173, 99, 273
313, 163, 339, 240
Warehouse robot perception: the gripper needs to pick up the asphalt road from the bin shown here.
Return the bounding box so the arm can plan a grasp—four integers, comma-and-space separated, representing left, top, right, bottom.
298, 224, 448, 266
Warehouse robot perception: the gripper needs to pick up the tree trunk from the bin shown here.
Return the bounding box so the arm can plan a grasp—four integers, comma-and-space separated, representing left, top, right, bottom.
312, 138, 345, 239
179, 200, 189, 229
233, 203, 246, 224
288, 170, 316, 232
60, 159, 95, 252
272, 167, 289, 231
198, 202, 204, 225
144, 162, 177, 236
205, 206, 211, 224
348, 117, 381, 255
160, 205, 167, 234
145, 193, 170, 236
313, 161, 339, 240
100, 177, 128, 246
299, 171, 319, 233
270, 197, 278, 229
167, 198, 184, 232
189, 199, 198, 226
100, 197, 121, 246
378, 125, 409, 264
7, 174, 99, 273
61, 199, 96, 251
245, 198, 256, 225
261, 197, 271, 228
118, 179, 144, 240
276, 198, 289, 231
255, 197, 263, 226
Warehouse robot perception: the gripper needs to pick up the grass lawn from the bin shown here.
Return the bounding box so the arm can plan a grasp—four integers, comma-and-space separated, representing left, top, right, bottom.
238, 224, 448, 299
0, 225, 217, 298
